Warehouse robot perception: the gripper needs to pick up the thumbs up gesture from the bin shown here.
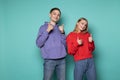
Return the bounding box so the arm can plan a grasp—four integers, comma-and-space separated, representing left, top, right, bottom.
88, 34, 93, 43
59, 24, 64, 33
77, 37, 82, 45
47, 23, 54, 33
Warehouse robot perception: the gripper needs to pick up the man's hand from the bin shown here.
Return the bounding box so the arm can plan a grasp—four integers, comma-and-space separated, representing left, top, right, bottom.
59, 24, 64, 33
47, 23, 54, 33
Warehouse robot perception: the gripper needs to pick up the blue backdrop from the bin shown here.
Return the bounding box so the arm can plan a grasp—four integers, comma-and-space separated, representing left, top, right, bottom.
0, 0, 120, 80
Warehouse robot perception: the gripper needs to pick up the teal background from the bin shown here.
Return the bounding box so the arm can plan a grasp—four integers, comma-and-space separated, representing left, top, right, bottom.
0, 0, 120, 80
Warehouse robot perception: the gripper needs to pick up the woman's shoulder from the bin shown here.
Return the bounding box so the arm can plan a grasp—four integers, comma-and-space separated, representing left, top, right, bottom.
68, 32, 78, 35
85, 32, 91, 36
67, 32, 77, 39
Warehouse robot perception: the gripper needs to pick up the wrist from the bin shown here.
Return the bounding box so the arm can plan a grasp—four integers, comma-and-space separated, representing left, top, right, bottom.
61, 30, 65, 34
46, 29, 50, 33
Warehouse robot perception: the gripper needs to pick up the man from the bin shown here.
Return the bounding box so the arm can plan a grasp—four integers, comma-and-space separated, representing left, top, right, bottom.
36, 8, 66, 80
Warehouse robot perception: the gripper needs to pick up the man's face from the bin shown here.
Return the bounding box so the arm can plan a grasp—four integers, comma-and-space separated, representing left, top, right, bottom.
49, 10, 60, 22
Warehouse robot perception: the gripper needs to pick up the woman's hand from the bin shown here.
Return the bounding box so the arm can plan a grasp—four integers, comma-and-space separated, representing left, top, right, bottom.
88, 34, 93, 43
77, 37, 83, 45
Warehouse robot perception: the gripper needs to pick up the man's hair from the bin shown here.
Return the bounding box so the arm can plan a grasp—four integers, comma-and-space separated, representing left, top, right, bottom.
50, 7, 61, 15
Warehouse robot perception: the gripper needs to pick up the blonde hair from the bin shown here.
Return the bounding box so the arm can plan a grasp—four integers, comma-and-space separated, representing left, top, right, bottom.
73, 17, 88, 33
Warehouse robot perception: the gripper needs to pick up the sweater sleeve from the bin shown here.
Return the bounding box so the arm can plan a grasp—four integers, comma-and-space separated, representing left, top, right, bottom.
36, 25, 49, 48
60, 33, 66, 48
66, 33, 79, 55
88, 41, 95, 52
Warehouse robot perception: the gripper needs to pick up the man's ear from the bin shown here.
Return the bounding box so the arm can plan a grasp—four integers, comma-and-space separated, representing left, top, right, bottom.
77, 22, 79, 25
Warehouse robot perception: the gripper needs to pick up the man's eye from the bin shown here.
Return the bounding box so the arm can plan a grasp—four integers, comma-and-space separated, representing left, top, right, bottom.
81, 23, 84, 25
53, 13, 56, 15
57, 14, 60, 16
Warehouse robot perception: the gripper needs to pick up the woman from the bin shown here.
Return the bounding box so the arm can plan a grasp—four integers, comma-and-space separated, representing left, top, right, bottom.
66, 17, 96, 80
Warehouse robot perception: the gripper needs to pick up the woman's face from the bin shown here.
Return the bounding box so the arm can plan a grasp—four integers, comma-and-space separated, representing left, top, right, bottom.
49, 10, 60, 22
77, 20, 87, 31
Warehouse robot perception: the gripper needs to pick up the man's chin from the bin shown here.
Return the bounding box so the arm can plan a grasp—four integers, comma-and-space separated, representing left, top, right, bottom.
53, 20, 59, 23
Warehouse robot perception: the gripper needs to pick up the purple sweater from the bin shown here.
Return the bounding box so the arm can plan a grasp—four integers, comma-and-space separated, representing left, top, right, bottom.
36, 22, 67, 59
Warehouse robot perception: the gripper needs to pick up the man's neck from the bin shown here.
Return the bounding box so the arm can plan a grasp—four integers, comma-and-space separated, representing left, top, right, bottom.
49, 21, 56, 26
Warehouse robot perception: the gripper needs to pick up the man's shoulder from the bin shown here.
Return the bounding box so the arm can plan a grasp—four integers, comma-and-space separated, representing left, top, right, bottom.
39, 22, 48, 29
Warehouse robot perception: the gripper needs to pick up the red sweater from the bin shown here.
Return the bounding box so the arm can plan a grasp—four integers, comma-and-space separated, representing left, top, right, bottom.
66, 32, 95, 61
